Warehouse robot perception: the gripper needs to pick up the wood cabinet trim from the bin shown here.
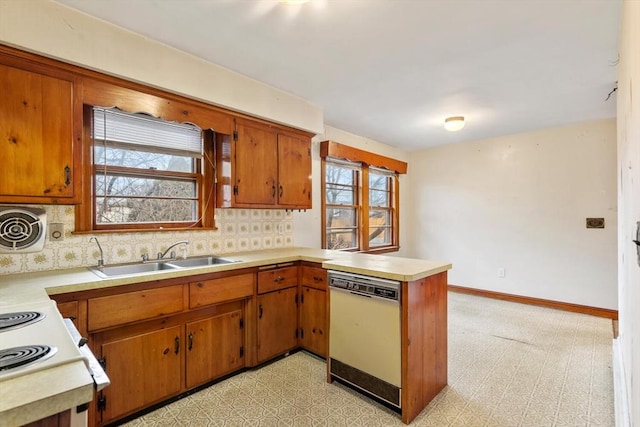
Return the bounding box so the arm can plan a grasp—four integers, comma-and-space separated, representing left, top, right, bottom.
320, 140, 408, 174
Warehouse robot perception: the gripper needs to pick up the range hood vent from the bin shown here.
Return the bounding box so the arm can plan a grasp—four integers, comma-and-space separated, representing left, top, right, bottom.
0, 207, 47, 253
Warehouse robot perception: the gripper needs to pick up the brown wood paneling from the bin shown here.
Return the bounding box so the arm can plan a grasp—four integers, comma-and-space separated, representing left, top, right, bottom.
88, 285, 184, 331
257, 266, 298, 294
100, 325, 182, 423
300, 266, 327, 291
55, 301, 78, 321
299, 286, 327, 357
320, 140, 408, 174
189, 273, 255, 308
0, 60, 79, 204
82, 78, 233, 135
277, 133, 312, 207
185, 309, 244, 388
256, 287, 298, 362
401, 271, 448, 424
448, 284, 619, 319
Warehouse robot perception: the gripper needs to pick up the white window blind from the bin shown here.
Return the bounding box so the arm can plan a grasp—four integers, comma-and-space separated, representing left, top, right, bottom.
93, 107, 203, 156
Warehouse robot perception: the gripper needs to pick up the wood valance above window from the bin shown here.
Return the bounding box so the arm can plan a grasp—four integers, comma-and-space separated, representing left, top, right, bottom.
319, 140, 408, 174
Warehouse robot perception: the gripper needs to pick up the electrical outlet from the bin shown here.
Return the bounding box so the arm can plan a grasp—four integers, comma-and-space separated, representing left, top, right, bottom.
586, 218, 605, 228
277, 223, 284, 234
498, 268, 505, 278
49, 223, 64, 241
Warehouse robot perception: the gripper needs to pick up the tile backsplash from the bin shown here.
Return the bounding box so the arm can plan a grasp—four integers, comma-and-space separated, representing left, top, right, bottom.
0, 205, 294, 275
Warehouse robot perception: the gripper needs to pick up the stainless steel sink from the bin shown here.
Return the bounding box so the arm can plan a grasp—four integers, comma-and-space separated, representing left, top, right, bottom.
88, 255, 240, 278
89, 261, 178, 278
165, 256, 239, 268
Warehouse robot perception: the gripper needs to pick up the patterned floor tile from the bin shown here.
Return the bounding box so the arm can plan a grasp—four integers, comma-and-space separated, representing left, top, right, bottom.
123, 293, 614, 427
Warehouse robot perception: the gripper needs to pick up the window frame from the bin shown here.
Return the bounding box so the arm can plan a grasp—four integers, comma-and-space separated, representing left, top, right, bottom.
76, 105, 216, 233
321, 141, 406, 253
324, 160, 361, 251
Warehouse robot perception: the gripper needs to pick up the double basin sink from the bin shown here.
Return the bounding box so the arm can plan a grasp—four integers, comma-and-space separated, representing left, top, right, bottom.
89, 256, 240, 278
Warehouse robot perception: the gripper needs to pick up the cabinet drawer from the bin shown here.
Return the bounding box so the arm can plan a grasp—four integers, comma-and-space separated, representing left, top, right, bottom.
88, 285, 184, 331
300, 266, 327, 291
55, 300, 78, 320
189, 273, 255, 308
257, 266, 298, 294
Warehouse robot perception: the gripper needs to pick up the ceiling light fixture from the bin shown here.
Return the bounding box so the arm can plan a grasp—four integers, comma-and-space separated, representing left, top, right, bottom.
279, 0, 310, 4
444, 116, 465, 132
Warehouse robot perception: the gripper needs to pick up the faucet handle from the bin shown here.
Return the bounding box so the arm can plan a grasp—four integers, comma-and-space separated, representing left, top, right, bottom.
141, 253, 149, 262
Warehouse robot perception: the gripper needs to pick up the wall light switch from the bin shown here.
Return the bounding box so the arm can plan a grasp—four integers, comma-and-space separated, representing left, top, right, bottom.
498, 268, 505, 278
49, 223, 64, 241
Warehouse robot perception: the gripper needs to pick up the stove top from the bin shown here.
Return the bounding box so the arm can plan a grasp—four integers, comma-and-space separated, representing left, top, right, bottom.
0, 300, 87, 381
0, 344, 58, 373
0, 311, 45, 332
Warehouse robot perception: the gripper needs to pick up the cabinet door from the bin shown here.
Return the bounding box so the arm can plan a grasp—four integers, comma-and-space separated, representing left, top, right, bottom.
186, 309, 244, 388
300, 286, 327, 357
234, 120, 278, 205
257, 287, 297, 363
99, 326, 182, 424
0, 62, 77, 203
277, 133, 312, 208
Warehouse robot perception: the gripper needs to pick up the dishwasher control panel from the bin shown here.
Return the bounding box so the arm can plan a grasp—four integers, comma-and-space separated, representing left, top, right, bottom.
328, 270, 400, 301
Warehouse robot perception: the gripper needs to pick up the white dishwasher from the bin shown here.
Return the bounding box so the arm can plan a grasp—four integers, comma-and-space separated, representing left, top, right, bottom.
328, 270, 402, 408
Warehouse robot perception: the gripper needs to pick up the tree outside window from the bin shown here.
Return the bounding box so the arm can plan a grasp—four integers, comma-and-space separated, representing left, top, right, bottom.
323, 152, 401, 253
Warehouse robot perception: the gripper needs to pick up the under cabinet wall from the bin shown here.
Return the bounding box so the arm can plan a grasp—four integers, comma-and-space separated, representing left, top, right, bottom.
0, 206, 294, 275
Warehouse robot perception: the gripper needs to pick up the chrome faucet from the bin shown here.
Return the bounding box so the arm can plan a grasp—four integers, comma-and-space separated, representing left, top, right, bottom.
89, 236, 105, 267
157, 240, 189, 260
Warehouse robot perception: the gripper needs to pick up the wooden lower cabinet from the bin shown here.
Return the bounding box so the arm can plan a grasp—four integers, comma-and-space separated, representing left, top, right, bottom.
186, 309, 244, 388
99, 325, 183, 424
299, 286, 327, 357
256, 287, 298, 363
299, 264, 327, 357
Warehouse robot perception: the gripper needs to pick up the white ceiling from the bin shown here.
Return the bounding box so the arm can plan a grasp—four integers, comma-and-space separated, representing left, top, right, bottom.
54, 0, 621, 151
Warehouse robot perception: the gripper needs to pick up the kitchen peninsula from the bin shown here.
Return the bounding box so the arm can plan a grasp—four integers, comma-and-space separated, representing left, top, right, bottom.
0, 247, 451, 426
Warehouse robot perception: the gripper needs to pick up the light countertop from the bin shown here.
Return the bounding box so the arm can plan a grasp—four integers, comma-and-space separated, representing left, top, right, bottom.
0, 247, 451, 425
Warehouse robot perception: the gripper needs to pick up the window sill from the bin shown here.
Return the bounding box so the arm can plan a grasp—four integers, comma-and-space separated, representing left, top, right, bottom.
73, 226, 218, 235
330, 246, 400, 255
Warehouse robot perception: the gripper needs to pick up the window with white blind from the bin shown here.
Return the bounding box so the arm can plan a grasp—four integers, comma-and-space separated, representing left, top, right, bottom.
86, 106, 214, 231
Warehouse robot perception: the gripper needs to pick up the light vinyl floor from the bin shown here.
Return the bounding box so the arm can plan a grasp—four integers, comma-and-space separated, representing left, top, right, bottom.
123, 292, 614, 426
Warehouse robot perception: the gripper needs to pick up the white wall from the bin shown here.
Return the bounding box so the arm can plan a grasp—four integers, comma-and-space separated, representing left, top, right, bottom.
616, 1, 640, 425
293, 126, 411, 256
407, 119, 618, 309
0, 0, 323, 134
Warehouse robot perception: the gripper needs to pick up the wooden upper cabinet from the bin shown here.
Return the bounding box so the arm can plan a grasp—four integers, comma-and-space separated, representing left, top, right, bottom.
234, 119, 278, 205
217, 117, 312, 209
277, 133, 312, 207
0, 58, 80, 204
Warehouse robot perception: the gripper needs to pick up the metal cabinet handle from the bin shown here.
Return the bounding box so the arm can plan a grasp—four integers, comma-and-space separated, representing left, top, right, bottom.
279, 185, 283, 198
274, 276, 284, 283
174, 336, 180, 354
272, 185, 276, 198
188, 333, 193, 351
258, 304, 263, 319
313, 276, 323, 282
64, 165, 71, 186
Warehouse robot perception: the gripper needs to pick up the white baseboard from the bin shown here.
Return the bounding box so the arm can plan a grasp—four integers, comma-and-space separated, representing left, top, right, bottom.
613, 338, 631, 427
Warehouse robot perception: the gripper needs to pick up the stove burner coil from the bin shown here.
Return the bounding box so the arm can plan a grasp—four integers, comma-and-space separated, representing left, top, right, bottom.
0, 345, 57, 372
0, 311, 45, 331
